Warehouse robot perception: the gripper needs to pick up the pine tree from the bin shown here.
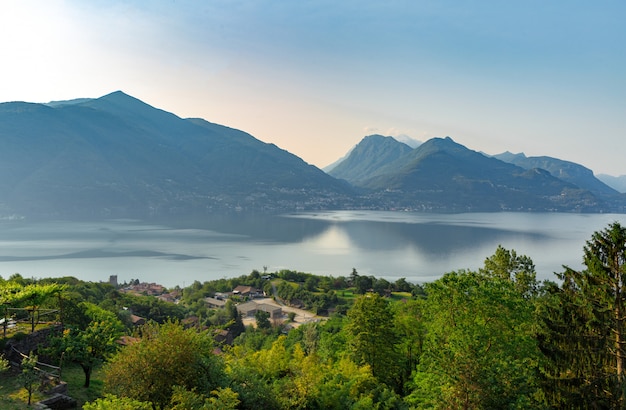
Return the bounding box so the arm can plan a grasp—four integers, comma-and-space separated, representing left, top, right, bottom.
540, 222, 626, 407
345, 293, 401, 388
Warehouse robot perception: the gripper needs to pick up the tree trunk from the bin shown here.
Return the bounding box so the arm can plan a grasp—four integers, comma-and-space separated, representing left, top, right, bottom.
82, 364, 92, 388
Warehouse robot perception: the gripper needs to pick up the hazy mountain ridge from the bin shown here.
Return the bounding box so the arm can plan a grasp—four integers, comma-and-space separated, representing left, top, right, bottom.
0, 91, 623, 219
329, 136, 622, 212
597, 174, 626, 193
0, 92, 353, 219
493, 151, 618, 198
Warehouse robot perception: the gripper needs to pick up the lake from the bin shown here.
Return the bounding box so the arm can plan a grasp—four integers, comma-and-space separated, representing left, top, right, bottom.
0, 211, 624, 288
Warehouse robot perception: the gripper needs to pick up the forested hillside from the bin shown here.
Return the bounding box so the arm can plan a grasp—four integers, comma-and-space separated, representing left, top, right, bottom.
2, 222, 626, 408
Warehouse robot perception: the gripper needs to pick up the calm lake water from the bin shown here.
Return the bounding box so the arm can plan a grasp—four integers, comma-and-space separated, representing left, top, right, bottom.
0, 211, 625, 288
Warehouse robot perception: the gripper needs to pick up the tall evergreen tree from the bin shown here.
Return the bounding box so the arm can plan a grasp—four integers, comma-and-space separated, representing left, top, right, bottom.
345, 293, 401, 389
540, 222, 626, 407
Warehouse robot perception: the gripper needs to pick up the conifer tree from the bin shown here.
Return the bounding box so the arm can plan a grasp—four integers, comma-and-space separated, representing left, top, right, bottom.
540, 222, 626, 407
345, 293, 401, 388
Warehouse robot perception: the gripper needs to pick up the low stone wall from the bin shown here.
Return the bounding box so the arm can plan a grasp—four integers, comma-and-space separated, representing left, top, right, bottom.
3, 326, 77, 409
34, 393, 77, 410
3, 325, 62, 364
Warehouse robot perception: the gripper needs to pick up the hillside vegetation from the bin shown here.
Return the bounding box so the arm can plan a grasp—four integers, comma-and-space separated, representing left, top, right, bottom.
1, 222, 626, 408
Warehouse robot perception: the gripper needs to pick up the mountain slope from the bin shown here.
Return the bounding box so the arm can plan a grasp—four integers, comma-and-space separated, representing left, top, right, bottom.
595, 174, 626, 194
328, 135, 413, 185
0, 92, 352, 219
494, 152, 618, 198
357, 137, 605, 212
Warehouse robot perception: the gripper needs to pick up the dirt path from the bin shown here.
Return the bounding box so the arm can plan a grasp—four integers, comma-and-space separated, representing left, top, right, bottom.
241, 298, 320, 328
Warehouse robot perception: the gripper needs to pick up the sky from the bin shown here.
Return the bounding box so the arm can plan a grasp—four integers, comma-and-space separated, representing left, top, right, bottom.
1, 1, 625, 176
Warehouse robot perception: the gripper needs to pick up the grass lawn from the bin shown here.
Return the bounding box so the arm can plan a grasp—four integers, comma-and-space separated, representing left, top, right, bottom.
336, 289, 358, 300
0, 362, 104, 409
0, 367, 46, 410
62, 362, 105, 408
389, 292, 413, 301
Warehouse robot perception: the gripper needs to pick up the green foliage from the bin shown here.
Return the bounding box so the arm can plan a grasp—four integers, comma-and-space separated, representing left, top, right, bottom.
480, 244, 539, 298
0, 282, 66, 332
224, 335, 405, 409
539, 222, 626, 408
18, 353, 39, 406
114, 292, 186, 323
0, 354, 8, 373
345, 293, 401, 388
83, 394, 153, 410
103, 321, 225, 409
254, 309, 271, 329
275, 279, 341, 314
169, 386, 240, 410
47, 302, 124, 388
408, 270, 543, 409
12, 235, 626, 408
393, 299, 425, 391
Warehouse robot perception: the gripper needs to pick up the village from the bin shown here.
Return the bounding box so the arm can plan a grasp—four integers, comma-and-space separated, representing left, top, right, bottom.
117, 278, 321, 332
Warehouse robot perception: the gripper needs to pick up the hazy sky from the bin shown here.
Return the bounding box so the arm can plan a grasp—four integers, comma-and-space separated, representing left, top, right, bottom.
1, 1, 625, 175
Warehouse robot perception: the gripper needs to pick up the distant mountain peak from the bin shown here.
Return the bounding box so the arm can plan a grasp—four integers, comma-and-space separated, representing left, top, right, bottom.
95, 90, 150, 106
393, 134, 421, 148
363, 134, 393, 141
422, 136, 469, 152
495, 151, 526, 160
328, 134, 414, 184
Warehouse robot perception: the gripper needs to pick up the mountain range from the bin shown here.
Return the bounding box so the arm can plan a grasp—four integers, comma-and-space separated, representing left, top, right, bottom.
329, 135, 625, 212
0, 91, 623, 219
596, 174, 626, 194
0, 91, 352, 219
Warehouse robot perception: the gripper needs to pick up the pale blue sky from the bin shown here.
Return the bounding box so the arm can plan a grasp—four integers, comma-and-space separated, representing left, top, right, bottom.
1, 0, 624, 175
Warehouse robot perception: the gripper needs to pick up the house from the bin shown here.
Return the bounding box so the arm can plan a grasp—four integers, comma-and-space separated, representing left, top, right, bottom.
130, 314, 146, 326
232, 285, 263, 298
182, 316, 200, 329
237, 301, 282, 319
213, 328, 235, 345
205, 297, 227, 309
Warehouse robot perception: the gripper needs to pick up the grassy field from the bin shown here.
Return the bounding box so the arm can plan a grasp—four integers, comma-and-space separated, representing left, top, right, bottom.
0, 362, 104, 409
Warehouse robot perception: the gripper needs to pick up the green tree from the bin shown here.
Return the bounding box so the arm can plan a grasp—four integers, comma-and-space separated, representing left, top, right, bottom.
354, 275, 373, 295
47, 302, 124, 387
0, 282, 65, 332
393, 277, 413, 293
349, 268, 359, 286
104, 321, 225, 409
169, 386, 240, 410
408, 270, 542, 409
224, 299, 245, 337
345, 293, 401, 388
19, 352, 39, 406
254, 309, 271, 329
393, 299, 424, 392
480, 245, 538, 298
540, 222, 626, 407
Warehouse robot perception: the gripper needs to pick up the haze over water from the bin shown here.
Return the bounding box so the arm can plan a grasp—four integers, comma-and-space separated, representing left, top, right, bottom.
0, 211, 624, 288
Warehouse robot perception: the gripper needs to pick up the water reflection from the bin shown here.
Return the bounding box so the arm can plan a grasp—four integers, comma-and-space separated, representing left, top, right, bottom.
0, 211, 624, 287
337, 220, 548, 255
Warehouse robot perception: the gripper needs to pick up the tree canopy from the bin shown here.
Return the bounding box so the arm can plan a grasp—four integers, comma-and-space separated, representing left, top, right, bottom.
6, 222, 626, 409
